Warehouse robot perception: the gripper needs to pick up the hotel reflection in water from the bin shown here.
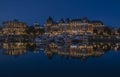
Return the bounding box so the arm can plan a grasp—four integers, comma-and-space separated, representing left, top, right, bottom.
2, 43, 27, 56
1, 42, 120, 59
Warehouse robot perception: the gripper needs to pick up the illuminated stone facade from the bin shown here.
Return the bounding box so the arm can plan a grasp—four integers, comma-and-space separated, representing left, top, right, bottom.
45, 17, 104, 36
2, 19, 27, 35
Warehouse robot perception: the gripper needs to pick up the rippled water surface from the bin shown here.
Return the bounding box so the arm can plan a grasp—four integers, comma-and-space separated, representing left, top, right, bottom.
0, 42, 120, 77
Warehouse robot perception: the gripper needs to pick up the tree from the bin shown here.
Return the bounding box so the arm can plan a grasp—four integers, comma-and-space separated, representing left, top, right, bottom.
104, 27, 111, 35
26, 26, 35, 35
35, 28, 45, 35
117, 28, 120, 35
93, 29, 98, 35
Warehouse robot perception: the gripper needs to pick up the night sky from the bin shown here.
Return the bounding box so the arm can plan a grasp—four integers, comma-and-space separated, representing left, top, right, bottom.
0, 0, 120, 27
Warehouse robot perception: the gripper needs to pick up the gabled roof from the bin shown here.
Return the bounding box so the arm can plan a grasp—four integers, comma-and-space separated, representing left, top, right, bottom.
71, 17, 90, 23
91, 21, 104, 25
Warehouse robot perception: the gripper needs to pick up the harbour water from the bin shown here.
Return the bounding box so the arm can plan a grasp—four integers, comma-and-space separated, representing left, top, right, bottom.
0, 42, 120, 77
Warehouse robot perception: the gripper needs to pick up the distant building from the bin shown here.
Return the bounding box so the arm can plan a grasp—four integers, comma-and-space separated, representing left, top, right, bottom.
111, 28, 119, 35
33, 22, 44, 35
2, 19, 27, 35
33, 22, 44, 29
45, 17, 104, 36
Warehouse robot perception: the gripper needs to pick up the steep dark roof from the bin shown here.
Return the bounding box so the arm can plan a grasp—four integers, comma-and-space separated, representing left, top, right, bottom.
71, 17, 90, 23
46, 16, 54, 24
65, 18, 70, 23
91, 21, 104, 25
81, 17, 90, 23
71, 19, 81, 22
59, 18, 65, 23
2, 19, 27, 25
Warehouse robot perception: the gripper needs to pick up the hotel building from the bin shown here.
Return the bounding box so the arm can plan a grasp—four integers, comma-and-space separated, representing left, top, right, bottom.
2, 19, 27, 35
45, 17, 104, 36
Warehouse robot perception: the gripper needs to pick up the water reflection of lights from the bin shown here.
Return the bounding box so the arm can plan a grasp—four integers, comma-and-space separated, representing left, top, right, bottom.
0, 42, 120, 60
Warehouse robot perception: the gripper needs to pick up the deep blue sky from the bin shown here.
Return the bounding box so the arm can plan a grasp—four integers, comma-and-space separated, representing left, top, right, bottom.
0, 0, 120, 27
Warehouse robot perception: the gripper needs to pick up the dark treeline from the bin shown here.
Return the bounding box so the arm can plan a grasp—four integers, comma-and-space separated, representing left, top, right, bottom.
26, 25, 45, 35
